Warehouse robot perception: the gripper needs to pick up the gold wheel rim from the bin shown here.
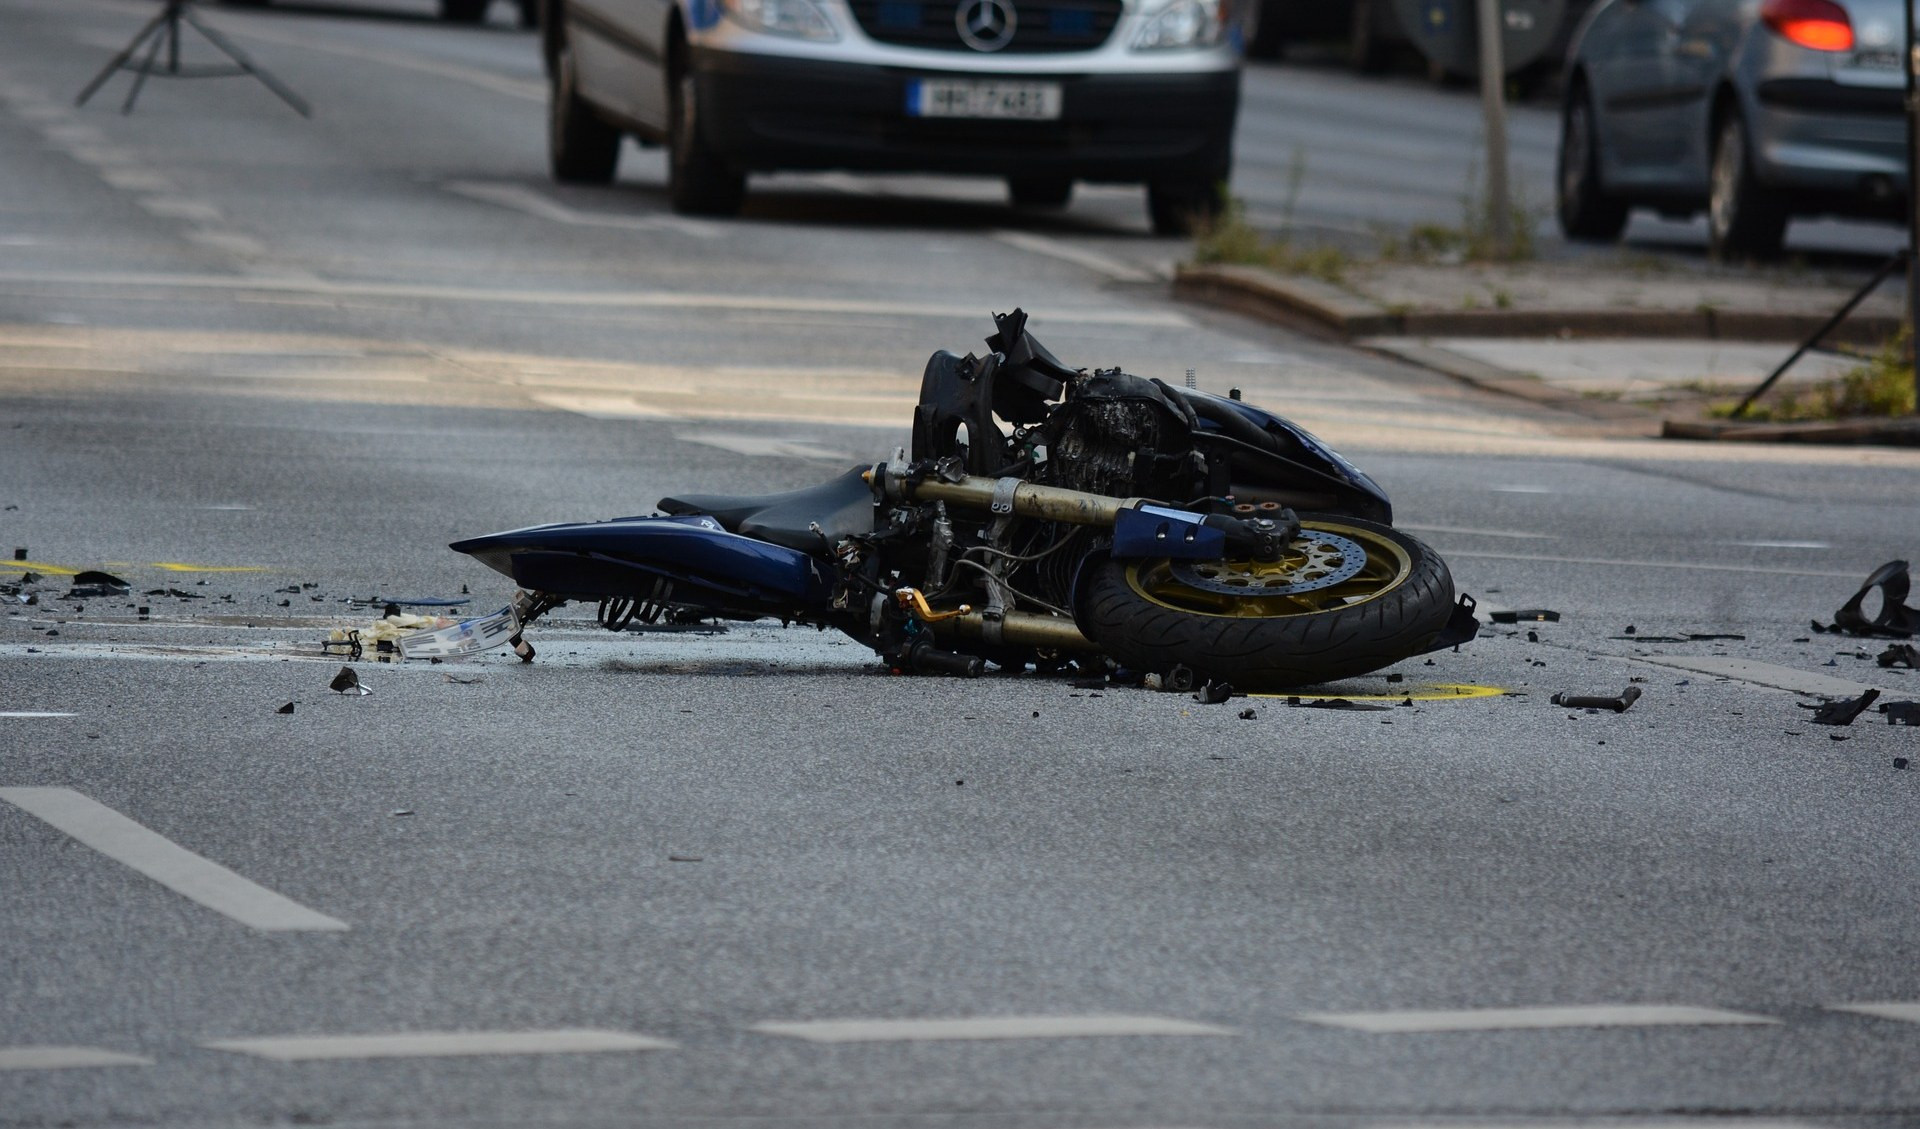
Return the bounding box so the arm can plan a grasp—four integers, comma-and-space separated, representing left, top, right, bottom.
1126, 522, 1414, 619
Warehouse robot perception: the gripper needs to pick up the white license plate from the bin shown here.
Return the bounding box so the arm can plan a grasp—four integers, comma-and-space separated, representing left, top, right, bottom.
908, 79, 1062, 120
396, 604, 519, 660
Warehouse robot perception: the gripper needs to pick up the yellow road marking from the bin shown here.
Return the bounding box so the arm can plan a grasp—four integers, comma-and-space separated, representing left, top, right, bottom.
152, 563, 268, 573
1251, 683, 1509, 702
0, 562, 80, 577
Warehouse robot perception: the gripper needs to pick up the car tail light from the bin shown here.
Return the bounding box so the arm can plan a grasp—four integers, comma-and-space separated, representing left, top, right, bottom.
1761, 0, 1855, 51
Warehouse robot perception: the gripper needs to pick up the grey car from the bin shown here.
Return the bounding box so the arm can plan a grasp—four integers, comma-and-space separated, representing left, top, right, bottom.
1559, 0, 1909, 257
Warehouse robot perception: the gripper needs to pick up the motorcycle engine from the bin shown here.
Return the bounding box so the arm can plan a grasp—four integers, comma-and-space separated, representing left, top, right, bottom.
1043, 368, 1204, 501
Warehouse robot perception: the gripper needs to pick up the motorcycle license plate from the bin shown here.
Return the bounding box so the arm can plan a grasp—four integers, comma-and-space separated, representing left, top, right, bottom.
395, 604, 519, 660
907, 79, 1062, 120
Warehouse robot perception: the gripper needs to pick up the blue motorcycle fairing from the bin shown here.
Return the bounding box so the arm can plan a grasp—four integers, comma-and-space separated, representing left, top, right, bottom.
449, 515, 835, 611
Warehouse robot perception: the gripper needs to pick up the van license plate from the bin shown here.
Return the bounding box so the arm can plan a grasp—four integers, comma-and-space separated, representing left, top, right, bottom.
908, 80, 1062, 120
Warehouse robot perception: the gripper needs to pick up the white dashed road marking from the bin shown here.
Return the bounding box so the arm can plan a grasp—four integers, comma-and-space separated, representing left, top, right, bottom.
676, 433, 849, 460
0, 787, 349, 932
1632, 657, 1886, 699
0, 712, 76, 718
1829, 1002, 1920, 1023
444, 181, 723, 239
204, 1029, 675, 1061
750, 1015, 1236, 1043
0, 1046, 152, 1071
989, 229, 1157, 284
1296, 1005, 1781, 1033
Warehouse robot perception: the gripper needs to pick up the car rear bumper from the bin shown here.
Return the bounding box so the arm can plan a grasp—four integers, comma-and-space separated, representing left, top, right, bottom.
1750, 79, 1909, 212
692, 48, 1238, 182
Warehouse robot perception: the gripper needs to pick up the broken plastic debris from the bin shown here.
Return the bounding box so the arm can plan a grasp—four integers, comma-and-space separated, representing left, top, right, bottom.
1491, 609, 1560, 624
1285, 696, 1391, 712
391, 809, 413, 817
350, 596, 472, 609
1549, 687, 1642, 713
668, 855, 702, 862
1193, 681, 1234, 704
65, 571, 129, 599
1831, 561, 1920, 638
1797, 688, 1880, 726
275, 702, 295, 715
1237, 707, 1257, 720
328, 666, 370, 696
1881, 701, 1920, 727
1879, 644, 1920, 669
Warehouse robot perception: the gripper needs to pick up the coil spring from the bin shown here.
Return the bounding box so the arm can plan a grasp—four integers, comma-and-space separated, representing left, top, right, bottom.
597, 576, 673, 632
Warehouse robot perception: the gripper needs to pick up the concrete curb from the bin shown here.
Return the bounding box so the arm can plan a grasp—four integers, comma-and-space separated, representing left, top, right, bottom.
1660, 417, 1920, 445
1173, 262, 1901, 345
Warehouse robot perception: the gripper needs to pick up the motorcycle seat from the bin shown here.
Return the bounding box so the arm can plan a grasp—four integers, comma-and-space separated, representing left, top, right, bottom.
658, 466, 875, 552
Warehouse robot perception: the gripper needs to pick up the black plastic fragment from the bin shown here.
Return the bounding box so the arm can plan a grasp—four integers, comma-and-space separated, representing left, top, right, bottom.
1832, 561, 1920, 637
1491, 608, 1559, 623
1194, 681, 1234, 704
1237, 707, 1257, 720
328, 666, 361, 694
1881, 701, 1920, 726
1879, 644, 1920, 668
65, 570, 129, 598
1549, 686, 1642, 713
1797, 688, 1881, 726
276, 702, 295, 715
1286, 696, 1392, 712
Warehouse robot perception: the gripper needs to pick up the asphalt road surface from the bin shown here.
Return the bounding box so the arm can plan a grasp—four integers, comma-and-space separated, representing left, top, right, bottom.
5, 2, 1920, 1127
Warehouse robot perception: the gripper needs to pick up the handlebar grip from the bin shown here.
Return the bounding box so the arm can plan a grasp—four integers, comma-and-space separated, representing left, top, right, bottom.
910, 639, 985, 678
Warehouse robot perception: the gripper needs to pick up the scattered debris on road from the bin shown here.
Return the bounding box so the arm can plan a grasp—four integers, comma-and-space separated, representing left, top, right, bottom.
1798, 688, 1880, 726
328, 666, 370, 696
1879, 644, 1920, 668
1194, 681, 1234, 704
65, 571, 129, 598
1286, 697, 1392, 712
1238, 707, 1257, 720
1550, 687, 1642, 713
1881, 702, 1920, 726
1818, 561, 1920, 637
275, 702, 295, 715
1492, 609, 1560, 623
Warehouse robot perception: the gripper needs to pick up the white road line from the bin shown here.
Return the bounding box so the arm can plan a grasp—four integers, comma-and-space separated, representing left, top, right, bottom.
0, 270, 1192, 327
99, 169, 174, 193
204, 1029, 674, 1061
138, 197, 224, 222
0, 712, 77, 718
527, 393, 675, 420
1296, 1005, 1780, 1033
0, 787, 348, 932
444, 181, 722, 239
1445, 549, 1863, 579
0, 1046, 152, 1071
1396, 524, 1556, 541
1490, 485, 1556, 494
1830, 1002, 1920, 1022
1729, 540, 1832, 550
676, 433, 849, 460
989, 230, 1156, 284
1631, 657, 1883, 699
750, 1015, 1236, 1043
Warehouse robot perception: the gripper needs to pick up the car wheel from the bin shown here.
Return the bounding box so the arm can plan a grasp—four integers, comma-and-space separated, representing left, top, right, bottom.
668, 71, 746, 217
1147, 180, 1222, 237
1008, 177, 1073, 209
1557, 84, 1629, 242
549, 37, 620, 184
440, 0, 489, 22
1708, 110, 1787, 261
1350, 0, 1388, 73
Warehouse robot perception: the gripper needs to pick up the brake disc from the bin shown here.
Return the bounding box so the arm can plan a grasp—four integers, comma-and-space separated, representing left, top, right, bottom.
1170, 529, 1367, 596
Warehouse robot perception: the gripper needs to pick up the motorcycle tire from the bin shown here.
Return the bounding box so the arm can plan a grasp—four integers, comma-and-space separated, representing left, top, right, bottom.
1076, 514, 1456, 690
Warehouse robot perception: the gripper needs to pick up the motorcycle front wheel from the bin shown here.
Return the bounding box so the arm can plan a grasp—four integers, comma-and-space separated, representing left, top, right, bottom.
1076, 515, 1457, 690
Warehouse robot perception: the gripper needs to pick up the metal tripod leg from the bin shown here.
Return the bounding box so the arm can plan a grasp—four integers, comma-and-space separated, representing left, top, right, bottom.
179, 9, 312, 118
74, 2, 174, 108
1729, 248, 1907, 419
120, 15, 173, 115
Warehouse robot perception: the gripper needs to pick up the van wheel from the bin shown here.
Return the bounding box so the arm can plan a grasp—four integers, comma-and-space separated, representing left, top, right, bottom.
549, 39, 620, 184
1708, 110, 1786, 261
440, 0, 489, 22
668, 71, 745, 216
1147, 180, 1222, 237
1008, 177, 1073, 209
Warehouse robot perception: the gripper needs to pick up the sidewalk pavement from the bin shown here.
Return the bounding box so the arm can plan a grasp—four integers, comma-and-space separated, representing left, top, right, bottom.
1174, 258, 1918, 446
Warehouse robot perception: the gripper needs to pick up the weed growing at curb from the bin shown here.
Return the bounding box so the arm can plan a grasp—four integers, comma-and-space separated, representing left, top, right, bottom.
1192, 198, 1350, 284
1715, 328, 1916, 421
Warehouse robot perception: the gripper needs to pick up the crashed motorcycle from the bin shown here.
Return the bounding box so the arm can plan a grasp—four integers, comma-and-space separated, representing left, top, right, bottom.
435, 311, 1476, 689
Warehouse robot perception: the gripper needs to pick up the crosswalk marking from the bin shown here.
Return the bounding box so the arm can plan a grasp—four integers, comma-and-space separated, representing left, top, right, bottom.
1829, 1002, 1920, 1023
0, 787, 348, 932
203, 1029, 675, 1061
0, 1046, 151, 1071
750, 1015, 1236, 1043
1296, 1005, 1781, 1033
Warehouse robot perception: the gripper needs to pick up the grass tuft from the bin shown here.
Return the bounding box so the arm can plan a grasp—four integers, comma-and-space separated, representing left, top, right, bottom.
1714, 328, 1916, 421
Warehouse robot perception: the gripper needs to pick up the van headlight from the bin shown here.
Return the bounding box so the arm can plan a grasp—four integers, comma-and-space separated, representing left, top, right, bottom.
722, 0, 838, 40
1131, 0, 1225, 49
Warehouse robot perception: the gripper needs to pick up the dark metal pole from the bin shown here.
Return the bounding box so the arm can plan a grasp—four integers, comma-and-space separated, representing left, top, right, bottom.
1906, 0, 1919, 404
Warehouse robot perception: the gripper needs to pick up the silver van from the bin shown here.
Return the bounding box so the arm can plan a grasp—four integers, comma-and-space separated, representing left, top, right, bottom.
539, 0, 1241, 232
